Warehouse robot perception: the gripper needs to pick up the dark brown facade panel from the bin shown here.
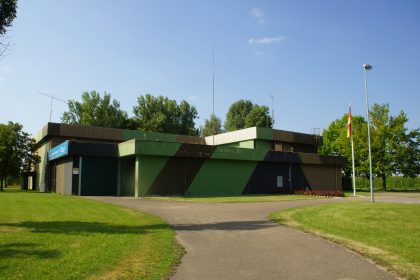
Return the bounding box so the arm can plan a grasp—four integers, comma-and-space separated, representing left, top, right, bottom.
59, 124, 124, 142
176, 135, 206, 145
300, 165, 341, 191
272, 130, 322, 146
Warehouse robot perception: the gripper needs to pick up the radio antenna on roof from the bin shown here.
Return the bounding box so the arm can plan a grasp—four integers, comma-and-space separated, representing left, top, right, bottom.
212, 37, 215, 145
37, 92, 67, 122
269, 95, 275, 127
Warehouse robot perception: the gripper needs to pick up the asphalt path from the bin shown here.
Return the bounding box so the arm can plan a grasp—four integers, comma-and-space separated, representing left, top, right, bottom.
88, 195, 410, 280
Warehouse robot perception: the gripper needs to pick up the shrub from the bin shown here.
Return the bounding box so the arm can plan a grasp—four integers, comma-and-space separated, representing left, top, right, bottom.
286, 190, 344, 197
355, 176, 420, 191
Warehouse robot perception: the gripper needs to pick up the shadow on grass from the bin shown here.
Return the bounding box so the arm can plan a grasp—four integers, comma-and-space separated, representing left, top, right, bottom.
0, 221, 170, 235
1, 188, 50, 194
173, 220, 277, 231
0, 242, 60, 259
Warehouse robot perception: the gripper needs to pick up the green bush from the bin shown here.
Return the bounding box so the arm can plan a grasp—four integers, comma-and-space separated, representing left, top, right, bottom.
355, 176, 420, 191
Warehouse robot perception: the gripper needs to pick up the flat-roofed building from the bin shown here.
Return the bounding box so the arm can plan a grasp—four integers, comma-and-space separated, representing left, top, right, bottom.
31, 123, 345, 196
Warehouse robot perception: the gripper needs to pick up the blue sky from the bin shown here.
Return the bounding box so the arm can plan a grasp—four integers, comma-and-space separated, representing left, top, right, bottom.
1, 0, 419, 136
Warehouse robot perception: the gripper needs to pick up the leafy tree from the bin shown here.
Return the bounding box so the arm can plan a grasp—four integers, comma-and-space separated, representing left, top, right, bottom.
0, 0, 17, 57
132, 94, 198, 135
0, 122, 38, 191
319, 114, 367, 177
201, 114, 223, 137
392, 128, 420, 178
369, 104, 417, 190
225, 100, 253, 131
225, 100, 272, 131
61, 91, 128, 129
245, 104, 273, 128
321, 103, 419, 191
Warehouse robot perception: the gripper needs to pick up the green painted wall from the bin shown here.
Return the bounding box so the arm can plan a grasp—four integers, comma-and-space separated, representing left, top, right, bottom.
187, 159, 258, 196
211, 145, 267, 161
132, 142, 269, 197
137, 156, 170, 196
255, 140, 272, 151
118, 140, 136, 157
256, 127, 274, 140
119, 157, 135, 196
220, 140, 255, 149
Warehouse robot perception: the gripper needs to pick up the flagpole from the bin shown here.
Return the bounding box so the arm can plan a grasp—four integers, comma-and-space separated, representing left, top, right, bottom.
348, 103, 356, 196
351, 131, 356, 196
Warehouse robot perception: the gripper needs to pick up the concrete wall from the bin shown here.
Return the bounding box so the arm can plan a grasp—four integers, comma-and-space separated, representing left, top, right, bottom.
35, 142, 49, 192
55, 158, 73, 195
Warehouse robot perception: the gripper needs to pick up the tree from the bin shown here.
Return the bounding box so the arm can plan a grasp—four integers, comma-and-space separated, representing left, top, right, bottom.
225, 100, 272, 131
320, 103, 419, 191
0, 0, 17, 57
61, 91, 128, 129
0, 122, 38, 191
319, 114, 367, 177
201, 114, 223, 137
392, 128, 420, 178
132, 94, 198, 135
369, 103, 417, 190
245, 105, 273, 128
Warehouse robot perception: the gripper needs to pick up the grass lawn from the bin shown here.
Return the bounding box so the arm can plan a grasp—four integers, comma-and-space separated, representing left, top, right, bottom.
145, 194, 318, 203
270, 202, 420, 280
0, 189, 183, 280
343, 190, 371, 197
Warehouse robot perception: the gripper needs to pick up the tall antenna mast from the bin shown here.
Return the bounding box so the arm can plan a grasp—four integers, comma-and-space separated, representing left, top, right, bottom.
37, 92, 67, 122
212, 37, 215, 145
269, 95, 275, 127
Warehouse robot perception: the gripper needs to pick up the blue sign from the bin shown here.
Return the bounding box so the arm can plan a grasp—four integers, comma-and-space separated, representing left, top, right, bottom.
48, 141, 69, 161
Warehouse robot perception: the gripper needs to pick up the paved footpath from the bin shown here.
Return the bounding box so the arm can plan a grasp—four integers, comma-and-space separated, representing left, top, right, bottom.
89, 194, 411, 280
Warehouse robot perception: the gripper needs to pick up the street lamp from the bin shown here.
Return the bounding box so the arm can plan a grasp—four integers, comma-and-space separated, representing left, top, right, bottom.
363, 64, 374, 203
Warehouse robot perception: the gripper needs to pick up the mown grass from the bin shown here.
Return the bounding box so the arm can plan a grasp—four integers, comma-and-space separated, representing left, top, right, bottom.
343, 190, 371, 197
145, 194, 319, 203
270, 202, 420, 280
0, 189, 183, 279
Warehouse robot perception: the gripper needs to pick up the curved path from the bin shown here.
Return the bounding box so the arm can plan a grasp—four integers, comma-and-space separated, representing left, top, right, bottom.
90, 196, 396, 280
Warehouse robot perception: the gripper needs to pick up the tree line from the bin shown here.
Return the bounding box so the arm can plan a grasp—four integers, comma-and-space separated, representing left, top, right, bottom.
0, 122, 38, 190
61, 91, 273, 136
0, 91, 272, 190
1, 93, 418, 191
320, 103, 419, 191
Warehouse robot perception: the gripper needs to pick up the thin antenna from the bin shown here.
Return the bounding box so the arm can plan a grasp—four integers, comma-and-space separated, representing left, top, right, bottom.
37, 92, 67, 122
311, 127, 321, 143
269, 95, 275, 127
212, 37, 215, 145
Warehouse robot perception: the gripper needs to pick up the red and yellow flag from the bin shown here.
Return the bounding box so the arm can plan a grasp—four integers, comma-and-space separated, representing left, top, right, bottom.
347, 105, 352, 138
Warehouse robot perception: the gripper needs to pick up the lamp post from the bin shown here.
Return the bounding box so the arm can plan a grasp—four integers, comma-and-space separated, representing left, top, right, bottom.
362, 64, 374, 203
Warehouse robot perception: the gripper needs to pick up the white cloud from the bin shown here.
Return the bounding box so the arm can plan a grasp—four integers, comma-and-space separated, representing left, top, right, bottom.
248, 36, 284, 45
187, 95, 199, 101
250, 8, 265, 23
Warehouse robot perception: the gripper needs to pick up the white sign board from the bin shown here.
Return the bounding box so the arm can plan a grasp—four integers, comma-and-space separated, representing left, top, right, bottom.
277, 176, 283, 187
